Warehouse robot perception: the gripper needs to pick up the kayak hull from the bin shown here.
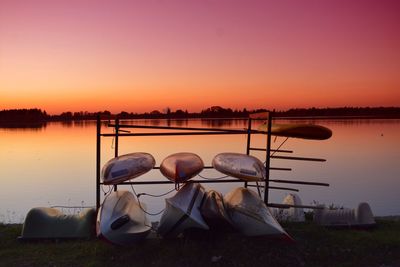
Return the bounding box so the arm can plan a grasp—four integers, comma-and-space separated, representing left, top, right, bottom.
200, 190, 233, 230
97, 190, 151, 246
212, 153, 265, 182
20, 207, 95, 240
157, 182, 209, 238
101, 152, 155, 185
160, 152, 204, 183
314, 202, 376, 228
224, 187, 291, 239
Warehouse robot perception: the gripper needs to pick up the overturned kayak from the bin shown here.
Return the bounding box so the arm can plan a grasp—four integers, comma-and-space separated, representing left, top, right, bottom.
96, 190, 151, 245
314, 202, 376, 229
20, 207, 95, 240
275, 194, 305, 222
212, 153, 265, 181
200, 190, 233, 230
157, 182, 209, 238
224, 187, 292, 239
101, 152, 155, 185
160, 152, 204, 183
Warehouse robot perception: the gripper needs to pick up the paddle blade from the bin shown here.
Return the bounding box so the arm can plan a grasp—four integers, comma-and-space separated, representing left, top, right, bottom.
258, 123, 332, 140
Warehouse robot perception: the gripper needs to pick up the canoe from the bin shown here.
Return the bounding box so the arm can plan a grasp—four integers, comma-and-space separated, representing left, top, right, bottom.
157, 182, 209, 238
274, 194, 305, 222
224, 187, 292, 239
212, 153, 265, 181
19, 207, 95, 240
96, 190, 151, 245
160, 152, 204, 183
258, 123, 332, 140
313, 202, 376, 229
200, 190, 233, 230
101, 152, 155, 185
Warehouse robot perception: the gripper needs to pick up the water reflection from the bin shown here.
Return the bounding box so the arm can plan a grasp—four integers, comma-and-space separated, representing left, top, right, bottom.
0, 122, 47, 131
1, 118, 399, 223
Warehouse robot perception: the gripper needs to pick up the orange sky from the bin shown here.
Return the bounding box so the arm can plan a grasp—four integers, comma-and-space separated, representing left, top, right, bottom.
1, 0, 400, 114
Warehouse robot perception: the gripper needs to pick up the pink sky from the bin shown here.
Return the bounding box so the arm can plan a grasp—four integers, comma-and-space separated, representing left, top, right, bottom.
1, 0, 399, 114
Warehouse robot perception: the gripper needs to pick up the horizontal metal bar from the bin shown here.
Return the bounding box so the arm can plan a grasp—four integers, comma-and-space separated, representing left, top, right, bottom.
152, 166, 215, 170
152, 166, 289, 171
250, 147, 293, 153
101, 179, 245, 185
269, 186, 299, 192
117, 129, 131, 133
101, 131, 251, 137
270, 179, 329, 187
271, 155, 326, 162
247, 184, 299, 192
270, 167, 292, 171
267, 203, 325, 209
108, 124, 251, 133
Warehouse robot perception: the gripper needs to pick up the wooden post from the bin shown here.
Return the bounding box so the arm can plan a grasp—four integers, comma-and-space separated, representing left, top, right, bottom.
96, 115, 101, 211
264, 112, 272, 205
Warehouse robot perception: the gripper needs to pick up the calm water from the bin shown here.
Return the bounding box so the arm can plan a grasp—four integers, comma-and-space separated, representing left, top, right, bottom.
1, 118, 399, 223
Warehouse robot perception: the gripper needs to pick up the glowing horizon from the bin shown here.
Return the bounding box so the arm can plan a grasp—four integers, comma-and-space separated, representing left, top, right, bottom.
1, 0, 400, 115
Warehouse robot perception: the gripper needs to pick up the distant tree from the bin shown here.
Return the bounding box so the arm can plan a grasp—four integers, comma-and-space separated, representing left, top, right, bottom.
150, 110, 162, 115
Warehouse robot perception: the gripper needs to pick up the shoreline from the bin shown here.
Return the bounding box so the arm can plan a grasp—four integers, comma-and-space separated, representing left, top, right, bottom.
1, 218, 399, 266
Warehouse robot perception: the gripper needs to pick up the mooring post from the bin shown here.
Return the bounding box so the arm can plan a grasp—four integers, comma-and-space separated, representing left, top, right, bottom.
264, 112, 273, 205
96, 115, 101, 211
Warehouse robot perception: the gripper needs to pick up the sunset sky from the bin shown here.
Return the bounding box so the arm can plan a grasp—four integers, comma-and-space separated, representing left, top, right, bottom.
1, 0, 399, 114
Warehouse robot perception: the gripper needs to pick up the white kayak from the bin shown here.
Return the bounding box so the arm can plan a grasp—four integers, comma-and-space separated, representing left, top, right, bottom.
96, 190, 151, 246
224, 187, 292, 240
101, 152, 155, 185
160, 152, 204, 183
314, 202, 376, 228
157, 182, 209, 238
212, 153, 265, 181
274, 194, 305, 222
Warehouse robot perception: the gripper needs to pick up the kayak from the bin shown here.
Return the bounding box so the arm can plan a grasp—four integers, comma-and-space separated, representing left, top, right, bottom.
96, 190, 151, 245
212, 153, 265, 181
101, 152, 155, 185
224, 187, 292, 240
200, 190, 233, 230
314, 202, 376, 228
157, 182, 209, 238
160, 152, 204, 183
19, 207, 95, 240
275, 193, 305, 222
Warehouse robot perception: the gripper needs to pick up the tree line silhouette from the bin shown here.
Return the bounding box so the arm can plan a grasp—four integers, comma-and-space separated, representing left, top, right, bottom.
1, 106, 400, 126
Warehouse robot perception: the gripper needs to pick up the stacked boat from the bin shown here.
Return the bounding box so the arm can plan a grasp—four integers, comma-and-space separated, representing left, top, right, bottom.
97, 152, 155, 245
96, 151, 293, 244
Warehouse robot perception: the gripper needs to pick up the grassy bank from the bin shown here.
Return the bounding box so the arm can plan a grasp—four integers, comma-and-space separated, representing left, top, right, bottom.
1, 219, 399, 267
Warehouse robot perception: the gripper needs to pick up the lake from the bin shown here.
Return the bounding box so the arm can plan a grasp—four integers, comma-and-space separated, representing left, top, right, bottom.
1, 118, 399, 223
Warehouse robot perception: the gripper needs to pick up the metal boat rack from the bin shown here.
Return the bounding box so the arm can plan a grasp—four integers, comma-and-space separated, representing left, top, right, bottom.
95, 112, 329, 211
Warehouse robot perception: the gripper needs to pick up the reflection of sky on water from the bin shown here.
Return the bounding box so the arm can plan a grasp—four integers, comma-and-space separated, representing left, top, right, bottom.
0, 119, 399, 223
